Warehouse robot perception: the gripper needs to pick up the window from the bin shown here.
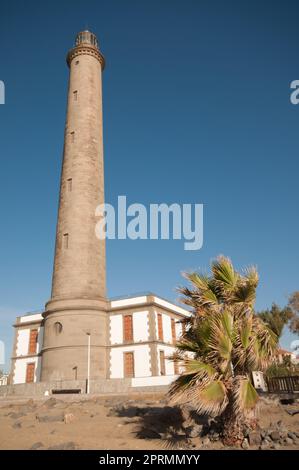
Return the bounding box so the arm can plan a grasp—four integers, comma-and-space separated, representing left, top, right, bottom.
67, 178, 72, 192
70, 131, 75, 143
54, 322, 63, 335
159, 350, 166, 376
25, 363, 35, 383
63, 233, 69, 249
73, 90, 78, 101
157, 313, 163, 341
174, 361, 180, 375
123, 315, 133, 342
124, 352, 134, 378
75, 60, 79, 65
28, 329, 38, 354
171, 318, 176, 343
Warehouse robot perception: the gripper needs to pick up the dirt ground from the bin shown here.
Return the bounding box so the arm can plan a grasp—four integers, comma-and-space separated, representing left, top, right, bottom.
0, 393, 298, 450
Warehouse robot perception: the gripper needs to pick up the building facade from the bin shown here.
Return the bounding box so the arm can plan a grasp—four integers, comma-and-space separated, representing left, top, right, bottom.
11, 294, 189, 387
9, 31, 190, 391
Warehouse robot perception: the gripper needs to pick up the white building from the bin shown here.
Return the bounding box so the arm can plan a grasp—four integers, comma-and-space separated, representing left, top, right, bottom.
0, 374, 9, 387
11, 293, 190, 388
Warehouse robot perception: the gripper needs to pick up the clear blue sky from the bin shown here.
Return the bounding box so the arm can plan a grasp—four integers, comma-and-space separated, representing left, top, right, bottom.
0, 0, 298, 372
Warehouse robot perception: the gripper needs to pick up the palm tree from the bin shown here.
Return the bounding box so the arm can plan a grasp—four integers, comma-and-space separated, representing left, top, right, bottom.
169, 256, 277, 444
257, 303, 293, 338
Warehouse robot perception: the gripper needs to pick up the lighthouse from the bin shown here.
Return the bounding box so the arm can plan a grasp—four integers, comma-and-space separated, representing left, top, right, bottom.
40, 31, 108, 381
10, 31, 190, 392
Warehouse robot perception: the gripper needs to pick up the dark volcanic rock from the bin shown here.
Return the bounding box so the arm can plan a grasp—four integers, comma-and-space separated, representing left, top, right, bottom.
241, 438, 249, 449
186, 424, 203, 438
248, 431, 262, 446
30, 442, 44, 450
36, 412, 64, 423
8, 412, 25, 420
43, 398, 58, 408
270, 430, 280, 442
12, 421, 22, 429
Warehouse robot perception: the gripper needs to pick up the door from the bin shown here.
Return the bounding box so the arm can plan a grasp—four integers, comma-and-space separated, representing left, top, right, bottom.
25, 362, 35, 383
159, 350, 166, 376
124, 352, 135, 378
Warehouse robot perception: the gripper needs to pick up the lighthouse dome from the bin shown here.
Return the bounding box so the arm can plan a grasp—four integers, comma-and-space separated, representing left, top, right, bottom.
75, 30, 99, 49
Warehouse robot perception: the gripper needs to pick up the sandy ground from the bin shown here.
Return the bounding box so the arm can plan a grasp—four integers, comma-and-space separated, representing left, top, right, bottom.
0, 393, 298, 450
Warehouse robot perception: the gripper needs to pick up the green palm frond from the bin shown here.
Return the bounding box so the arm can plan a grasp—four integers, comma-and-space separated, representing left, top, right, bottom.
240, 317, 252, 349
207, 311, 234, 361
243, 266, 259, 288
233, 376, 259, 415
220, 310, 235, 340
212, 256, 238, 289
175, 339, 201, 355
182, 358, 216, 377
183, 272, 211, 291
191, 380, 228, 416
200, 288, 220, 306
233, 283, 256, 306
168, 373, 199, 404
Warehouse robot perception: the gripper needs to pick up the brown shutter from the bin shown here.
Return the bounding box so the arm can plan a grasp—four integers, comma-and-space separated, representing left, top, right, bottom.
157, 313, 163, 341
123, 315, 133, 342
25, 363, 35, 383
159, 350, 166, 376
124, 352, 135, 377
28, 329, 38, 354
171, 318, 176, 343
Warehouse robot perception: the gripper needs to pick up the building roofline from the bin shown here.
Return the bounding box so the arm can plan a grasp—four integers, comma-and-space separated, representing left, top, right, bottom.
14, 292, 191, 324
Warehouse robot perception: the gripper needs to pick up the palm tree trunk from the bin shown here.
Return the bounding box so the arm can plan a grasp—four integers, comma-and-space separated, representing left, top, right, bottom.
220, 390, 244, 445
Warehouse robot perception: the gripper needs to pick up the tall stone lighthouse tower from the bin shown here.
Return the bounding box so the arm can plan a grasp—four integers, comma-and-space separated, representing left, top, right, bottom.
41, 31, 108, 382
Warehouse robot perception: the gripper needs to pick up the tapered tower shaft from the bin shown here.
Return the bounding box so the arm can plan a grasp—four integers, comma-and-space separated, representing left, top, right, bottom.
52, 31, 106, 300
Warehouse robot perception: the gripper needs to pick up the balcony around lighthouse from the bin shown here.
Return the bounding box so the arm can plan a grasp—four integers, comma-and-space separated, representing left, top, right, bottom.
67, 30, 104, 68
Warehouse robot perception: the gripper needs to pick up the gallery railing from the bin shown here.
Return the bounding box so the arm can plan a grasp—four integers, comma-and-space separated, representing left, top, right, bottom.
266, 375, 299, 393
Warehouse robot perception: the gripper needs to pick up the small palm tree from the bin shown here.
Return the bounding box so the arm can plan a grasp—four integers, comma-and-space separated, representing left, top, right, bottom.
169, 256, 277, 444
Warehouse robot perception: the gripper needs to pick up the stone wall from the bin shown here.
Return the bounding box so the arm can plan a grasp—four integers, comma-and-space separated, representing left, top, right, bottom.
0, 378, 171, 397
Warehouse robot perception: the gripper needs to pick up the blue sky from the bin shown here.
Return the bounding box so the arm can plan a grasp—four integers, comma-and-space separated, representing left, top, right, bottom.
0, 0, 298, 371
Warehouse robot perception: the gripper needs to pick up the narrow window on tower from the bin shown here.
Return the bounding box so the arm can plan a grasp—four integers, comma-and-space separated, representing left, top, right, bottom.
63, 233, 69, 249
67, 178, 72, 192
75, 60, 79, 65
73, 90, 78, 101
70, 131, 75, 143
54, 322, 63, 335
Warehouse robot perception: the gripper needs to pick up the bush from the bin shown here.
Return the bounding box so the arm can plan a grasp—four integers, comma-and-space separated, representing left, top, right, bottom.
265, 363, 299, 377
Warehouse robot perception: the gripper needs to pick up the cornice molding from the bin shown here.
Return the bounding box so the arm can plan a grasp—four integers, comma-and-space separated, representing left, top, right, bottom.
66, 45, 105, 69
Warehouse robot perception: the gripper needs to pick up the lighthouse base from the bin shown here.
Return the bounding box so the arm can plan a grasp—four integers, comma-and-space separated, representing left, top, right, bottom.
40, 298, 109, 382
